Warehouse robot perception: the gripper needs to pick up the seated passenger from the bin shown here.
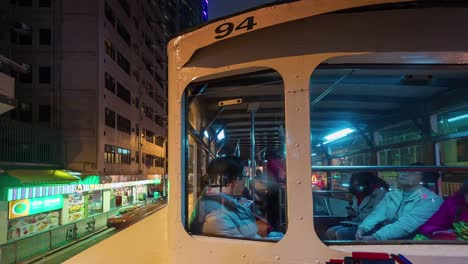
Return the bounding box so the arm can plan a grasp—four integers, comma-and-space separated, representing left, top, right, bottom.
189, 156, 260, 238
356, 168, 443, 240
418, 181, 468, 240
325, 172, 388, 240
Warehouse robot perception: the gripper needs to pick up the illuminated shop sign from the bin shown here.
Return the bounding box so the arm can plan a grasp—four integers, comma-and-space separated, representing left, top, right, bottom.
9, 195, 64, 219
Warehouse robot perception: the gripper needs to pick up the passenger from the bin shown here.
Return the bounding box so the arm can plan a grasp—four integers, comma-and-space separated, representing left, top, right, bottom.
189, 156, 260, 238
325, 172, 388, 240
355, 167, 443, 240
266, 151, 286, 184
418, 180, 468, 240
264, 151, 286, 232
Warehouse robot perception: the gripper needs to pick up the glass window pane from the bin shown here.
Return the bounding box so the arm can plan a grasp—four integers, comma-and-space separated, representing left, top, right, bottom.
309, 53, 468, 244
183, 69, 286, 241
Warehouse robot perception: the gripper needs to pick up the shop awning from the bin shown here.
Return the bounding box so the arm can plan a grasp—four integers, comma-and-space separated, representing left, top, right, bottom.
0, 169, 81, 187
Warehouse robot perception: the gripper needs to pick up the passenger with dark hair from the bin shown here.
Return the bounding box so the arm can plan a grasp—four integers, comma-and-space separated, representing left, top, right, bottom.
356, 163, 443, 241
418, 180, 468, 240
189, 156, 260, 238
325, 172, 388, 240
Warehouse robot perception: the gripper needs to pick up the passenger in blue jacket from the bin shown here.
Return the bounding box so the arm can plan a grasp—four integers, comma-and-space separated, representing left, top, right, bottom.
355, 169, 443, 240
190, 156, 260, 238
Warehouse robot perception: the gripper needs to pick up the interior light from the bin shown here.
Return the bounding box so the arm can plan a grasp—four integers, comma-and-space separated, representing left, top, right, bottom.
311, 153, 317, 156
447, 114, 468, 123
204, 131, 209, 138
217, 129, 225, 141
323, 128, 355, 144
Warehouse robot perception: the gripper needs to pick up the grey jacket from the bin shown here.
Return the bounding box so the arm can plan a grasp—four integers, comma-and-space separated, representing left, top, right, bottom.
351, 188, 387, 222
358, 187, 443, 240
189, 192, 259, 238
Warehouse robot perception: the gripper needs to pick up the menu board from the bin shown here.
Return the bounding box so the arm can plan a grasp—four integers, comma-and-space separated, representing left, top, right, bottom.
68, 193, 85, 222
8, 211, 60, 240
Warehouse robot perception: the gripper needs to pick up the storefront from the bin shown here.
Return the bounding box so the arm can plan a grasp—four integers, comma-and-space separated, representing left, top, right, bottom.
0, 169, 161, 244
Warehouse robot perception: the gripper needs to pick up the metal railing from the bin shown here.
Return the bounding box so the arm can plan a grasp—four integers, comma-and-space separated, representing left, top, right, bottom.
0, 118, 63, 166
0, 209, 118, 264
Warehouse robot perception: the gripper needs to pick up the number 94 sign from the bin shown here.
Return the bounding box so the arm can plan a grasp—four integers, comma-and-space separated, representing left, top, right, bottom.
214, 16, 257, 39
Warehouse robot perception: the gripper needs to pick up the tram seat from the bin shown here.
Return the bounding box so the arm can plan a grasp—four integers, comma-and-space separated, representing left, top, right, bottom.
313, 192, 350, 240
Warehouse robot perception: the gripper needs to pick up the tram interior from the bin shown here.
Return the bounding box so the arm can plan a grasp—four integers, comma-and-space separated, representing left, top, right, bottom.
183, 53, 468, 243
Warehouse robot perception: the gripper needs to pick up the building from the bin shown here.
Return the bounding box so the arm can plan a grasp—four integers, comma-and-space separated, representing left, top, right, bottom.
0, 0, 169, 244
166, 0, 204, 37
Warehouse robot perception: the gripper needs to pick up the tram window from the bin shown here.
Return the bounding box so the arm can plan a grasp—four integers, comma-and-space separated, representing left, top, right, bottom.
310, 53, 468, 244
183, 69, 287, 241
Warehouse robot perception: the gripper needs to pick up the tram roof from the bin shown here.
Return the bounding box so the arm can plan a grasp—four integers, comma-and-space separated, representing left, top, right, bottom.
168, 0, 419, 68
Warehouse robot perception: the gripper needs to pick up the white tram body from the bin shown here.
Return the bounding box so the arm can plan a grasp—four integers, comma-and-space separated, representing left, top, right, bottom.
67, 1, 468, 263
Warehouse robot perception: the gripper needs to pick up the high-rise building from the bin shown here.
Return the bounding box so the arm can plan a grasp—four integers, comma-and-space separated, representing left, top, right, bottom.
166, 0, 204, 36
0, 0, 167, 182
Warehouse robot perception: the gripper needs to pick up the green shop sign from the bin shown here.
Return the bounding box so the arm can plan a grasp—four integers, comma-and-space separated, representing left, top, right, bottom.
9, 195, 64, 219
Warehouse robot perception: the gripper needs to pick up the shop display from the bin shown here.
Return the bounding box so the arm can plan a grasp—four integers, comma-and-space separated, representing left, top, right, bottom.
8, 211, 60, 240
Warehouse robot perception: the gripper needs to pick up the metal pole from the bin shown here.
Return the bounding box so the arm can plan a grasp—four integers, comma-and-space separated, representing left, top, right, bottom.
250, 110, 256, 212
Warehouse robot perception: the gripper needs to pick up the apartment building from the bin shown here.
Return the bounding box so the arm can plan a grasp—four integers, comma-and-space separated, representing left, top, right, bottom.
0, 0, 168, 180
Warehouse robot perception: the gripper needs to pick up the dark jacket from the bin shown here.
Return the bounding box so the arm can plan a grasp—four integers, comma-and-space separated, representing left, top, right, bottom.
189, 192, 259, 238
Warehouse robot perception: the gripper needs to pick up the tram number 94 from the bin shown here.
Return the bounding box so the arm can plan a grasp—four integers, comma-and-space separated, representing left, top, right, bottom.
214, 16, 257, 39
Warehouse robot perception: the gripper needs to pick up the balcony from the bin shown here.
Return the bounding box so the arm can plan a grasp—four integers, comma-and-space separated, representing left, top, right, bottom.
0, 72, 16, 115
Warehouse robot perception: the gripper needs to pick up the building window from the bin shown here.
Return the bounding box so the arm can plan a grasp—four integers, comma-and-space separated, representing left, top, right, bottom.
38, 105, 50, 122
104, 2, 115, 27
19, 65, 32, 83
39, 28, 51, 45
155, 136, 165, 147
104, 38, 115, 60
18, 26, 32, 45
105, 108, 116, 128
134, 97, 139, 109
116, 19, 131, 46
145, 153, 154, 167
116, 51, 130, 75
116, 82, 131, 104
39, 0, 51, 8
117, 114, 131, 134
118, 0, 130, 17
105, 72, 116, 93
18, 0, 32, 6
104, 144, 115, 163
117, 147, 131, 164
39, 66, 51, 84
20, 103, 32, 122
145, 129, 154, 143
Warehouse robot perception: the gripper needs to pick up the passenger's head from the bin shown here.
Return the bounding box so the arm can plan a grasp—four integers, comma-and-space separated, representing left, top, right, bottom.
206, 156, 245, 196
397, 162, 425, 189
349, 172, 379, 196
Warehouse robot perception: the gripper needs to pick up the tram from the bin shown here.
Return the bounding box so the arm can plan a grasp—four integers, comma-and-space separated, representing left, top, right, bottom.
68, 1, 468, 263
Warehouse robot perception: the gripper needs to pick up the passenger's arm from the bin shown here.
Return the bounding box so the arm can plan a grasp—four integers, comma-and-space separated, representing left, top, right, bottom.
358, 193, 389, 233
419, 198, 454, 237
373, 196, 443, 240
202, 212, 242, 237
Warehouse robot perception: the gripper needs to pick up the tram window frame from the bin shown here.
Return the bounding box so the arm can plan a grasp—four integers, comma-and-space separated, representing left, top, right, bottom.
181, 69, 288, 242
309, 54, 468, 245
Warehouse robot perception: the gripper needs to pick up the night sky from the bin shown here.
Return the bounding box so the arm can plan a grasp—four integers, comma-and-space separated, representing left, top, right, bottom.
208, 0, 276, 20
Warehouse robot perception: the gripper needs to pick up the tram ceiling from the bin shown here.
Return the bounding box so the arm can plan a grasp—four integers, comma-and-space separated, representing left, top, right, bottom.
188, 64, 468, 157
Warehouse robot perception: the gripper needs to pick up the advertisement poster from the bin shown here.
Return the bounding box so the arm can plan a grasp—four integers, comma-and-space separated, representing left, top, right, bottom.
68, 193, 85, 222
9, 195, 63, 219
8, 211, 60, 240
